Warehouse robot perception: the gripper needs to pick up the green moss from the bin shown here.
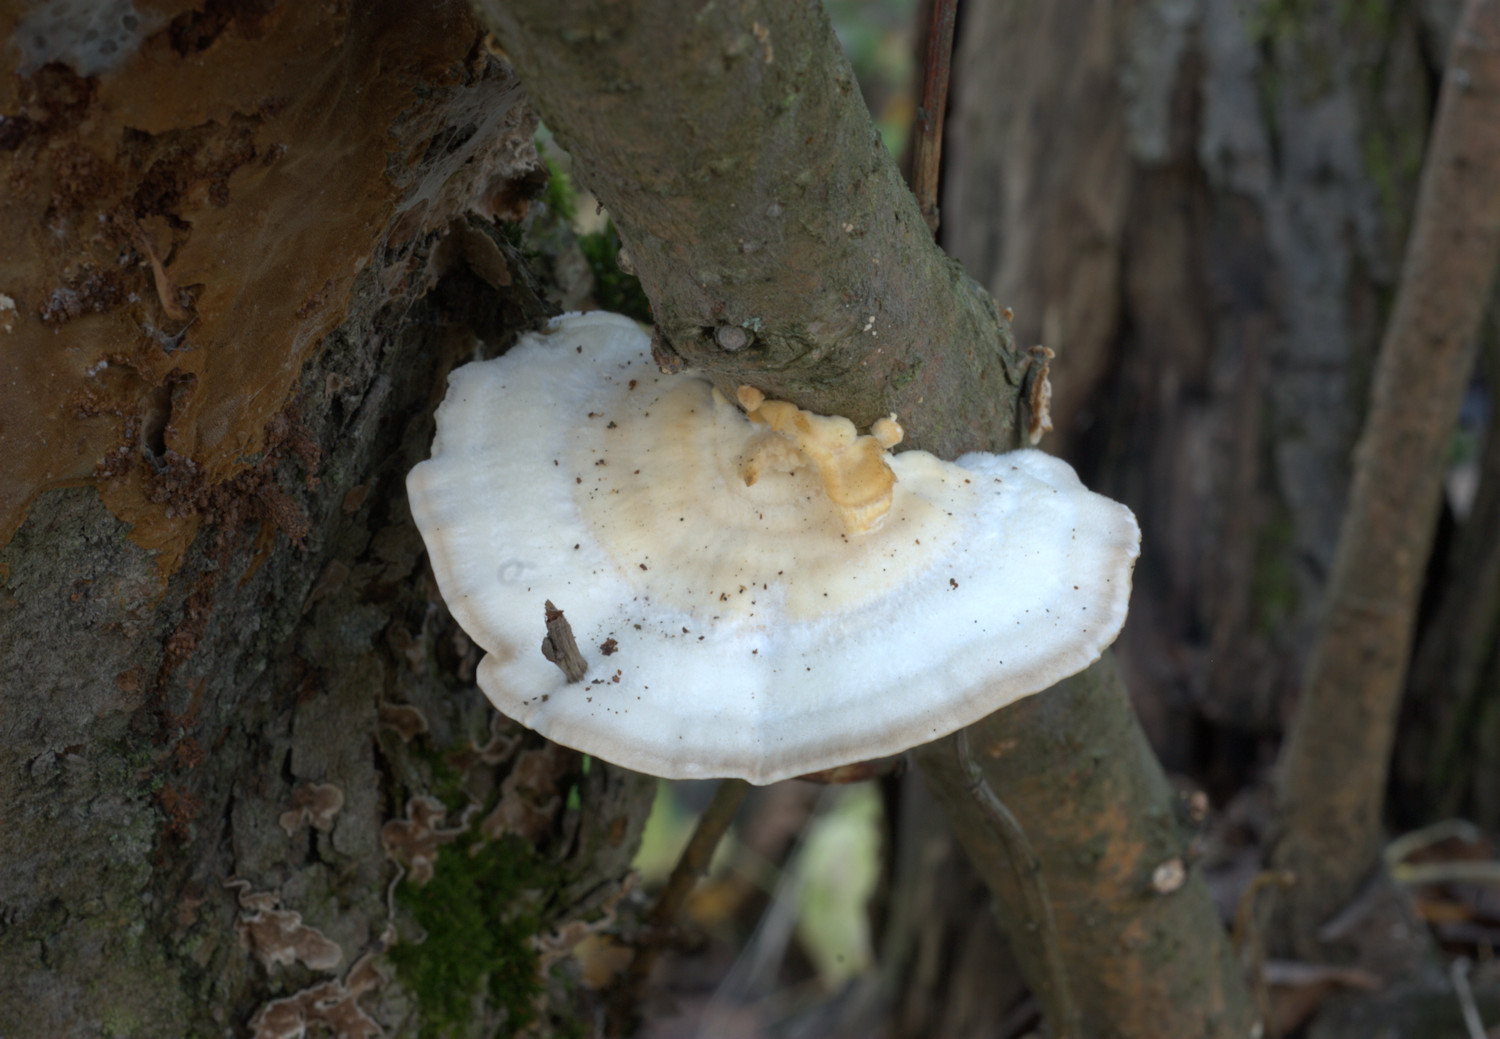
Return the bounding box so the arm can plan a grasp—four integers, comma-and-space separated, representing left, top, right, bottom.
891, 356, 923, 389
578, 221, 653, 323
390, 833, 549, 1038
402, 737, 469, 812
97, 1003, 142, 1038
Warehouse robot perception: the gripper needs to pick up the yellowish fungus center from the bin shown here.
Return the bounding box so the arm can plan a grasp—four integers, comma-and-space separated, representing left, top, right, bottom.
736, 386, 904, 535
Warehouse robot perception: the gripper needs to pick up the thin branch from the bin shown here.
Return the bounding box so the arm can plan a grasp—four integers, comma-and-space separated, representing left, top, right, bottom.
646, 779, 751, 932
1390, 861, 1500, 886
614, 777, 750, 1018
1384, 818, 1483, 866
1451, 957, 1488, 1039
910, 0, 958, 234
1231, 870, 1298, 1036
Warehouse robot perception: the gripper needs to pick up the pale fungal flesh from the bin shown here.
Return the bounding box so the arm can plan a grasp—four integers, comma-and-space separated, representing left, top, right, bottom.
407, 311, 1140, 784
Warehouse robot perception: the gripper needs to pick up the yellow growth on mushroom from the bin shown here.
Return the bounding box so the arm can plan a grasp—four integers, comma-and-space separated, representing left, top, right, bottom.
736, 386, 904, 535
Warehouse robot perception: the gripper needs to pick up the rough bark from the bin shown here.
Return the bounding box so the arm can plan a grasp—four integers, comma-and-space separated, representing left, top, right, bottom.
0, 3, 653, 1036
1270, 0, 1500, 950
473, 1, 1254, 1034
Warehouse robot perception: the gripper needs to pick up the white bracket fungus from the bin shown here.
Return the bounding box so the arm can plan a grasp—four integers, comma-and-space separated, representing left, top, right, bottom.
407, 312, 1140, 784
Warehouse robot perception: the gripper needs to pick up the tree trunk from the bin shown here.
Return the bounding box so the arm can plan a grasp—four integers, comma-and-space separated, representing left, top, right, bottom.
473, 1, 1253, 1034
0, 3, 653, 1035
1402, 334, 1500, 828
943, 0, 1442, 768
942, 0, 1500, 974
1271, 0, 1500, 950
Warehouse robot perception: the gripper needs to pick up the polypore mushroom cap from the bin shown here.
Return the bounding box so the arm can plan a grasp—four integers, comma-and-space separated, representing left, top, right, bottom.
407, 312, 1139, 784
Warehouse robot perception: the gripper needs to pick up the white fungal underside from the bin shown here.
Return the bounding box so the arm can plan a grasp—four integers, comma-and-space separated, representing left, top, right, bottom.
407, 312, 1140, 783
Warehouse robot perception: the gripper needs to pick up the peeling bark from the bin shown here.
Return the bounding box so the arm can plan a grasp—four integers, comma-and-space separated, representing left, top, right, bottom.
0, 3, 654, 1035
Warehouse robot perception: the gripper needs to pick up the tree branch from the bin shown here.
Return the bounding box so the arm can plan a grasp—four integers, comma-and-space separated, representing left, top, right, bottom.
915, 655, 1252, 1037
615, 778, 750, 1024
475, 0, 1020, 459
1270, 0, 1500, 951
474, 2, 1254, 1032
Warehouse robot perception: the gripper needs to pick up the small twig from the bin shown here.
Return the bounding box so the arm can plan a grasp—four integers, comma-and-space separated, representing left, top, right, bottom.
612, 778, 750, 1024
1231, 870, 1299, 954
1451, 956, 1489, 1039
910, 0, 959, 234
1391, 860, 1500, 886
540, 600, 588, 682
1384, 818, 1483, 867
1231, 869, 1297, 1038
955, 729, 1080, 1039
